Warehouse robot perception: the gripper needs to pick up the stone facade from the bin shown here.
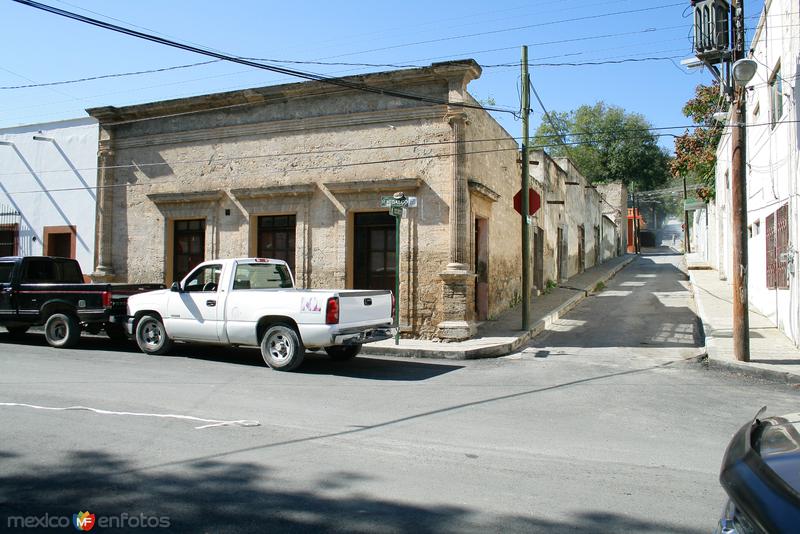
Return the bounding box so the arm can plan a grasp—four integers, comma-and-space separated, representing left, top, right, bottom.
88, 60, 621, 340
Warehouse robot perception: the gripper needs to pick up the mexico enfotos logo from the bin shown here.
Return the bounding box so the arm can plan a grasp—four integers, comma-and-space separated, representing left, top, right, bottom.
6, 511, 170, 530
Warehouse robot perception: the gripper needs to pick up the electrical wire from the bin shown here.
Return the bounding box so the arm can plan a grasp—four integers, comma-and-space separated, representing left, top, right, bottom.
2, 132, 689, 195
11, 0, 518, 117
4, 118, 797, 180
315, 2, 687, 60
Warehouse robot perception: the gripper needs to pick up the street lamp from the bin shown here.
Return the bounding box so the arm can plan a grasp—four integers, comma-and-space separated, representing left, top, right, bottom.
732, 58, 757, 86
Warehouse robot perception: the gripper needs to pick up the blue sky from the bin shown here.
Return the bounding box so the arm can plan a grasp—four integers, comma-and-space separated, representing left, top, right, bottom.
1, 0, 765, 152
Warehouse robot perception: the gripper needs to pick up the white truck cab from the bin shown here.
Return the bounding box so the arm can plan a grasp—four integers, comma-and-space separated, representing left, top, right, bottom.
126, 258, 394, 371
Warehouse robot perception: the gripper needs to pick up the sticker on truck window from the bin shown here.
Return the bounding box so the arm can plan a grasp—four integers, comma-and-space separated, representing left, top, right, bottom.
300, 296, 321, 313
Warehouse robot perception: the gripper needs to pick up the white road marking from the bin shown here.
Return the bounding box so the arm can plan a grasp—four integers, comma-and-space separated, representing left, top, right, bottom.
0, 402, 260, 429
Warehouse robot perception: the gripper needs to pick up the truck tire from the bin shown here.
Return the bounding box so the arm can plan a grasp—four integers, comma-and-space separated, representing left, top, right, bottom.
135, 315, 173, 355
44, 313, 81, 348
324, 344, 362, 361
260, 324, 304, 371
5, 325, 29, 338
105, 323, 128, 343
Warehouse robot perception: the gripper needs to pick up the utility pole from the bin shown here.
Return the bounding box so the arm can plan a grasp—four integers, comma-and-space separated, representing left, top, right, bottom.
520, 46, 531, 330
730, 0, 750, 362
683, 174, 691, 253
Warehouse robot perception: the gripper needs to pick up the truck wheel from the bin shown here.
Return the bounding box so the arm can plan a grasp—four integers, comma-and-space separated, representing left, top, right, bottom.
324, 344, 362, 361
135, 315, 173, 355
5, 325, 29, 338
260, 324, 304, 371
44, 313, 81, 348
105, 323, 128, 343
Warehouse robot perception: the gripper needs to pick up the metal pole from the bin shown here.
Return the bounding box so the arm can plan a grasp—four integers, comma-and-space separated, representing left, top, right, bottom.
520, 45, 531, 330
731, 0, 750, 362
683, 174, 691, 253
634, 191, 641, 254
394, 212, 400, 345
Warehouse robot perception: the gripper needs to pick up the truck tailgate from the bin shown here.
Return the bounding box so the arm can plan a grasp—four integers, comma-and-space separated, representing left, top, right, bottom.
337, 290, 392, 326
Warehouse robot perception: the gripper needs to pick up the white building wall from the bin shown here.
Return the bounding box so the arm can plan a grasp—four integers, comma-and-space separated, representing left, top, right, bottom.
712, 0, 799, 344
0, 118, 99, 274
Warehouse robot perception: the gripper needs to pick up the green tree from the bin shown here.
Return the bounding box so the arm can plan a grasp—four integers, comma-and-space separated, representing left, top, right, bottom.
671, 82, 728, 200
531, 101, 672, 190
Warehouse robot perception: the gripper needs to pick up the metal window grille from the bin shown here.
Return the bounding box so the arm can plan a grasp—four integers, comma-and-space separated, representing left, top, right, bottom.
0, 205, 21, 256
766, 213, 776, 289
776, 204, 789, 289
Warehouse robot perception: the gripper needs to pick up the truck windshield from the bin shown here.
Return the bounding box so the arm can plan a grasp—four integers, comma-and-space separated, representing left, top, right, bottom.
233, 263, 293, 290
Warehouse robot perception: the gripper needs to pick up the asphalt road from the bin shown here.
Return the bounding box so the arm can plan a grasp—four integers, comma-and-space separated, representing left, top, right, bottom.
1, 250, 797, 533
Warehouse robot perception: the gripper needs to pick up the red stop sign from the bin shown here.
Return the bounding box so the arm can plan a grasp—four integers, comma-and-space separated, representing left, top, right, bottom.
513, 188, 541, 216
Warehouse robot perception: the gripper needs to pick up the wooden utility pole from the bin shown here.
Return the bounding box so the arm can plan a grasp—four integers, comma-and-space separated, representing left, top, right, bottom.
520, 46, 531, 330
731, 0, 750, 361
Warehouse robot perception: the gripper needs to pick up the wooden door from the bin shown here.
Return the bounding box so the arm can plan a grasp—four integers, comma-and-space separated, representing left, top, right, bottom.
354, 212, 395, 291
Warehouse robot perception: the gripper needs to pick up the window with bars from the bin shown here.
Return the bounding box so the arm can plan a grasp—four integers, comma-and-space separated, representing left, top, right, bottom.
769, 64, 783, 129
0, 224, 18, 256
766, 205, 790, 289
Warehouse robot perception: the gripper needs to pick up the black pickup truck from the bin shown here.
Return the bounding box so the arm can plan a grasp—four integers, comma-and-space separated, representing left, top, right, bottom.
0, 256, 163, 348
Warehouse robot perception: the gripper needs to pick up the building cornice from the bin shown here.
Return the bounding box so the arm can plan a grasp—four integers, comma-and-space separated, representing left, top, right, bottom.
87, 60, 481, 125
147, 190, 224, 205
230, 184, 316, 199
468, 180, 500, 202
324, 178, 422, 194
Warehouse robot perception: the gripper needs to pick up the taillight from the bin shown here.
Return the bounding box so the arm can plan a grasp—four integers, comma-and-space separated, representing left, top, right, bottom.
102, 291, 112, 308
325, 296, 339, 324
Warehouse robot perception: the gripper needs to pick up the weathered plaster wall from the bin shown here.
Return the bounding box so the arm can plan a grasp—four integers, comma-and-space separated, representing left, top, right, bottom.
101, 71, 470, 338
463, 98, 521, 318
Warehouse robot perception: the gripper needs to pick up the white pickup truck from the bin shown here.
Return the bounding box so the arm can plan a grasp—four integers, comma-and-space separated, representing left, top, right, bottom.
125, 258, 394, 371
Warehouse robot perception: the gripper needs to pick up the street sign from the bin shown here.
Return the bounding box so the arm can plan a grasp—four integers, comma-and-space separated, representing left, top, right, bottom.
684, 200, 706, 211
381, 196, 417, 208
513, 188, 541, 216
389, 205, 404, 217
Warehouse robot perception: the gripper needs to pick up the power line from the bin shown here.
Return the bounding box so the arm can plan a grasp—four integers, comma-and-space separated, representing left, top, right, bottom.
316, 2, 686, 60
4, 135, 687, 196
5, 119, 796, 180
12, 0, 518, 117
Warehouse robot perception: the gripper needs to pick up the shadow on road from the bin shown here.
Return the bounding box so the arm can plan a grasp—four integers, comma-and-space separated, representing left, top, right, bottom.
0, 449, 699, 533
529, 252, 702, 350
0, 332, 462, 381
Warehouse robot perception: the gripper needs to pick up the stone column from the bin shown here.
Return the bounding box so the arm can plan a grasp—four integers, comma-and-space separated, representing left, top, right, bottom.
437, 109, 476, 341
92, 146, 116, 281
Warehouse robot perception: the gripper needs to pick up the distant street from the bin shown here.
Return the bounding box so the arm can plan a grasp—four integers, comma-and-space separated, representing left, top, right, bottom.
1, 250, 797, 533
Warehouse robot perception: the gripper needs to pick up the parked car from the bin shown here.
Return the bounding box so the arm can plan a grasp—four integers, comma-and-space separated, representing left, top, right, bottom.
716, 407, 800, 533
126, 258, 395, 371
0, 256, 164, 348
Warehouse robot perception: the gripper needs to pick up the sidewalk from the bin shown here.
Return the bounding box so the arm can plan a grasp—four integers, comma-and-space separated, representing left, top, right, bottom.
687, 257, 800, 383
362, 254, 635, 359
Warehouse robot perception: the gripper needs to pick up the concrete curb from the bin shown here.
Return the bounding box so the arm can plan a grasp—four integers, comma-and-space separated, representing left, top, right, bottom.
688, 271, 800, 385
362, 255, 636, 360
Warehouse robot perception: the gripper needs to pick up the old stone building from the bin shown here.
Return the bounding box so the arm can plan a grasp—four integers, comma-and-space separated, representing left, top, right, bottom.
88, 60, 621, 340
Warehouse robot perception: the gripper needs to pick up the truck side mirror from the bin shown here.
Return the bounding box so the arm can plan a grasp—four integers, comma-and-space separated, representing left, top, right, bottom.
170, 282, 181, 292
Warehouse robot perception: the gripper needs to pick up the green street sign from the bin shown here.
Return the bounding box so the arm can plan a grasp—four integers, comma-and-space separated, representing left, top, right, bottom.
389, 205, 404, 217
380, 195, 417, 208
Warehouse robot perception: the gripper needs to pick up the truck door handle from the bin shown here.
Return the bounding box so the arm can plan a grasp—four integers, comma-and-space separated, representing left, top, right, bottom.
206, 300, 216, 307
